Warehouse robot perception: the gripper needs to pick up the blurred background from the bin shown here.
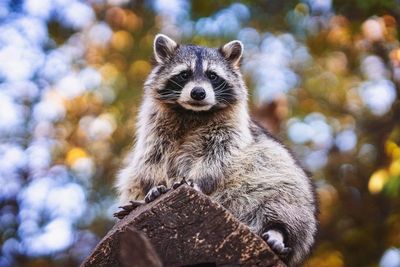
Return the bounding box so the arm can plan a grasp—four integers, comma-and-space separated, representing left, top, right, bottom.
0, 0, 399, 266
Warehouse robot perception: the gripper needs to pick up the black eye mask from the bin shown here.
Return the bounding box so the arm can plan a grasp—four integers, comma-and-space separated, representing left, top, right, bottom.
157, 70, 192, 101
205, 71, 236, 105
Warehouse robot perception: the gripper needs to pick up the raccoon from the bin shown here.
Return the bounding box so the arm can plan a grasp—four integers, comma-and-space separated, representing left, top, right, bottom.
115, 34, 318, 266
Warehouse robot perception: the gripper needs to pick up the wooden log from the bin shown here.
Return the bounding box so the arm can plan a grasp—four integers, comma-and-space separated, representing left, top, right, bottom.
81, 185, 286, 267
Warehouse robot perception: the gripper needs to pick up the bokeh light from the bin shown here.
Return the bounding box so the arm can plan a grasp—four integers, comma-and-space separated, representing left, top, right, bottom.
0, 1, 400, 267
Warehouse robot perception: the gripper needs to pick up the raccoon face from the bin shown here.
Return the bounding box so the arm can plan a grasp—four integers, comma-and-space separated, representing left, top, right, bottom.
148, 34, 245, 112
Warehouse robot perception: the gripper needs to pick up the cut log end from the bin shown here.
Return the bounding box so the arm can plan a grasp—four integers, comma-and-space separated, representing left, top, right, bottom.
81, 185, 286, 267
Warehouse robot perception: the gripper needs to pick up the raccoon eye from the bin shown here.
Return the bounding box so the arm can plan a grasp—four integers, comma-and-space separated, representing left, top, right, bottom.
179, 71, 190, 80
207, 71, 218, 81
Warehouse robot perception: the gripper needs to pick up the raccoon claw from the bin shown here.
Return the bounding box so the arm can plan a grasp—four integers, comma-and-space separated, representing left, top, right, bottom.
114, 184, 169, 219
172, 178, 202, 192
262, 230, 292, 257
172, 178, 187, 189
187, 179, 201, 192
114, 200, 145, 219
186, 178, 195, 187
144, 185, 169, 203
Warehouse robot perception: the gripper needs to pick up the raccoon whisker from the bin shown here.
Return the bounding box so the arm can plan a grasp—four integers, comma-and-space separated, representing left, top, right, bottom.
158, 92, 180, 96
156, 96, 178, 102
158, 90, 180, 96
214, 91, 235, 96
215, 91, 234, 95
214, 81, 227, 91
215, 94, 235, 99
218, 99, 231, 106
216, 98, 233, 104
157, 94, 180, 100
158, 96, 179, 101
168, 79, 184, 89
161, 87, 180, 92
158, 96, 179, 100
155, 97, 176, 104
216, 85, 228, 92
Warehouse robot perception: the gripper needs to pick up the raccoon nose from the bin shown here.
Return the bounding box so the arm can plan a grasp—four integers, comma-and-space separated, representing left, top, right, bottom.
190, 87, 206, 101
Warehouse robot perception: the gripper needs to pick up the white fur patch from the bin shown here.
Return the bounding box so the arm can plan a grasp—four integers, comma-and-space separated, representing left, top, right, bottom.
202, 60, 208, 71
170, 64, 190, 76
177, 81, 216, 111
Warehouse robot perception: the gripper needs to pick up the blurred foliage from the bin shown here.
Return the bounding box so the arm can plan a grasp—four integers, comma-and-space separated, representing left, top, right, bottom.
1, 0, 400, 267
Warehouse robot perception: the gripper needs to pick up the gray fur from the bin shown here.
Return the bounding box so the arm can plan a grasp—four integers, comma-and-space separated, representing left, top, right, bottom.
116, 35, 318, 266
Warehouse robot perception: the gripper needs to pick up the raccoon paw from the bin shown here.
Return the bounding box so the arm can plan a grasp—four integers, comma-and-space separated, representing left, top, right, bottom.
144, 185, 169, 203
114, 200, 145, 219
262, 229, 292, 257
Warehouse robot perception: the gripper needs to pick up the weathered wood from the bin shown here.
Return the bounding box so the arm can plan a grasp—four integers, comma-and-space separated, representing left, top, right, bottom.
81, 185, 286, 267
119, 226, 163, 267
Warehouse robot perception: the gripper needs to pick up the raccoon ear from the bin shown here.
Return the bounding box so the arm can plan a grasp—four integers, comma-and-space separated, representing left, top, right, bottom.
153, 34, 178, 64
219, 40, 243, 68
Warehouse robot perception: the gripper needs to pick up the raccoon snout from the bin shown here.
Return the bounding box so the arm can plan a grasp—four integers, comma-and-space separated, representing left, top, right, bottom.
190, 87, 206, 101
